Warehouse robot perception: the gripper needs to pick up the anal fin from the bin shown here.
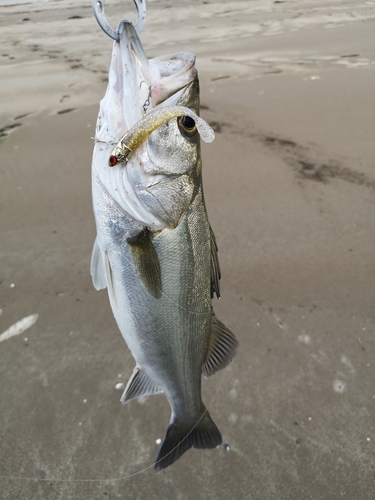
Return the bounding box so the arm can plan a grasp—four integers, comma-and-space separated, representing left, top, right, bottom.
203, 312, 239, 378
127, 228, 162, 299
120, 367, 163, 404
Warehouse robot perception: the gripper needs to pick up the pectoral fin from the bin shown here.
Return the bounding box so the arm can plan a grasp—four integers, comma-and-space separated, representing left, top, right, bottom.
203, 313, 239, 378
90, 237, 107, 290
120, 367, 163, 404
127, 228, 162, 298
210, 224, 221, 299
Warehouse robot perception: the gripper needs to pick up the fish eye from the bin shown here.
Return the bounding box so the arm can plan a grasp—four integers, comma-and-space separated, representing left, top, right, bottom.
178, 115, 197, 137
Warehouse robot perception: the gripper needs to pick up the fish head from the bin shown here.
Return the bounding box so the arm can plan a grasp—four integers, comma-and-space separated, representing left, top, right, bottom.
93, 22, 210, 230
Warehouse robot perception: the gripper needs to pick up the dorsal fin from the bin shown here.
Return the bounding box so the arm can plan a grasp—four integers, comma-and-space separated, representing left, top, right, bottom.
120, 367, 163, 404
203, 313, 239, 378
127, 228, 162, 299
210, 224, 221, 299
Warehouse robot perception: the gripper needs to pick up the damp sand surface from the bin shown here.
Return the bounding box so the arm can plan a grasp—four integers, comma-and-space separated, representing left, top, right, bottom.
0, 1, 374, 498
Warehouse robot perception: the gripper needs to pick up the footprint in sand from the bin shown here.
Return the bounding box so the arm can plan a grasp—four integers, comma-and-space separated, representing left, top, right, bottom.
336, 57, 370, 69
59, 95, 71, 103
14, 113, 31, 120
208, 121, 230, 133
0, 123, 22, 140
57, 109, 77, 115
262, 133, 375, 189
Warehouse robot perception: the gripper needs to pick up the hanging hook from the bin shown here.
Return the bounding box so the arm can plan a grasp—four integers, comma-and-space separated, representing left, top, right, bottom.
92, 0, 147, 41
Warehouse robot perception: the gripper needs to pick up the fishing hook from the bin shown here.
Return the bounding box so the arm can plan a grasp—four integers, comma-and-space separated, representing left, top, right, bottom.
92, 0, 146, 41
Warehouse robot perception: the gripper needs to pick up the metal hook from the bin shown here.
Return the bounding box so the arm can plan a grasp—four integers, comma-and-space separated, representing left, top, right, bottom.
92, 0, 147, 41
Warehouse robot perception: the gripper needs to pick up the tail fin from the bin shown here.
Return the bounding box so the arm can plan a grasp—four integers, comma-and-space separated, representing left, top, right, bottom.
154, 408, 222, 471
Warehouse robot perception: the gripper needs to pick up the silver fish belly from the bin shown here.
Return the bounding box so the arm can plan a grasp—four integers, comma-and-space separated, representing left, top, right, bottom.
91, 20, 238, 470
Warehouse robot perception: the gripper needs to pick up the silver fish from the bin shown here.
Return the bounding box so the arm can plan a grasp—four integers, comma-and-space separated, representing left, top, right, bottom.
91, 12, 238, 471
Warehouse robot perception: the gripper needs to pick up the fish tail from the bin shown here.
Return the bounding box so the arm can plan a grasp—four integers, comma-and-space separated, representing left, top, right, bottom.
154, 408, 222, 471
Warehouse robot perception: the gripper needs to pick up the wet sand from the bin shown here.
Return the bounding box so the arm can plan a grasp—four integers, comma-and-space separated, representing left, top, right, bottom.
1, 1, 374, 498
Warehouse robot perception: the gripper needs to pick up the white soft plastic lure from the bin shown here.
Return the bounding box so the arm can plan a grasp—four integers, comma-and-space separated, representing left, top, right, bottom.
91, 10, 238, 471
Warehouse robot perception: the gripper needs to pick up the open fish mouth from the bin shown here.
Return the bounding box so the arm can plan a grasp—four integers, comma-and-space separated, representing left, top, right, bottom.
92, 0, 199, 119
123, 21, 198, 111
93, 20, 214, 229
147, 51, 197, 108
99, 21, 199, 139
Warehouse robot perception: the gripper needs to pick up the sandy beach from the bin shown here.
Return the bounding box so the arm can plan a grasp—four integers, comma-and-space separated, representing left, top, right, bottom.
1, 0, 374, 498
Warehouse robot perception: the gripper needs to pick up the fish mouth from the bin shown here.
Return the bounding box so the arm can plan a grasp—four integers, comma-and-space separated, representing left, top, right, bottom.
117, 22, 197, 130
93, 21, 202, 231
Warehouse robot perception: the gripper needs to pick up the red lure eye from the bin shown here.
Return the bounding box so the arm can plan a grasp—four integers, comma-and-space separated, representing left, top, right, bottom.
109, 155, 118, 166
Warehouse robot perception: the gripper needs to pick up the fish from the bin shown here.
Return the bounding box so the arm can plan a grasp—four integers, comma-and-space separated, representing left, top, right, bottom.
91, 18, 238, 471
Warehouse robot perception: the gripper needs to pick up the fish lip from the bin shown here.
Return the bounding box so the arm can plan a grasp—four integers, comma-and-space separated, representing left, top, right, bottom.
149, 52, 197, 108
120, 21, 149, 73
117, 22, 197, 121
